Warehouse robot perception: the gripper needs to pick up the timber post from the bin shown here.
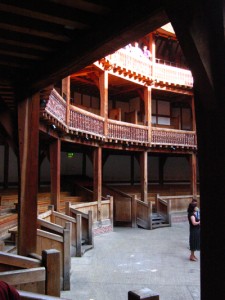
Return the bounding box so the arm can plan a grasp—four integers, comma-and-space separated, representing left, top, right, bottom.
18, 93, 40, 256
42, 249, 61, 297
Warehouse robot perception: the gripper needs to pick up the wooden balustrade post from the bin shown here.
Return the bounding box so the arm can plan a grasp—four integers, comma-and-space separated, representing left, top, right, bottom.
148, 201, 152, 230
62, 76, 70, 126
131, 195, 137, 228
88, 210, 93, 245
93, 147, 102, 221
63, 222, 71, 290
99, 70, 108, 136
140, 151, 148, 203
50, 139, 61, 212
42, 249, 60, 297
144, 87, 152, 143
109, 196, 114, 225
167, 200, 172, 226
76, 214, 82, 257
65, 201, 71, 216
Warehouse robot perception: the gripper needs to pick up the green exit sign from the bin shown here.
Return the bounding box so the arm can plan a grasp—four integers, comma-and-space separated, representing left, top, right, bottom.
67, 152, 74, 158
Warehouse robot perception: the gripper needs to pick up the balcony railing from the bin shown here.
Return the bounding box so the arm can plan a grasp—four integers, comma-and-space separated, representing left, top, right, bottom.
41, 89, 197, 149
69, 105, 104, 137
99, 48, 193, 87
151, 127, 196, 148
44, 89, 67, 126
107, 119, 148, 143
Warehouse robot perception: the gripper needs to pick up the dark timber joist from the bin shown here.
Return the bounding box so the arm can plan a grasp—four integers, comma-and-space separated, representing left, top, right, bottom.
165, 0, 225, 298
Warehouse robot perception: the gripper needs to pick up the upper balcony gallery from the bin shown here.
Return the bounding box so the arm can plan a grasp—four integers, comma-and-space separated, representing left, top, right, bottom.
40, 24, 197, 151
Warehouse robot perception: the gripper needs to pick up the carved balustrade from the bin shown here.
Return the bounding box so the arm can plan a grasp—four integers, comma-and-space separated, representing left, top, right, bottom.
69, 105, 104, 137
101, 49, 193, 87
107, 119, 148, 143
45, 89, 67, 126
42, 89, 197, 149
151, 127, 196, 148
105, 48, 152, 77
153, 62, 193, 87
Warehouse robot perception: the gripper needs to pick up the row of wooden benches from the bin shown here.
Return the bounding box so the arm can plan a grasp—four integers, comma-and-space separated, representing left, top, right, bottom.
0, 202, 94, 299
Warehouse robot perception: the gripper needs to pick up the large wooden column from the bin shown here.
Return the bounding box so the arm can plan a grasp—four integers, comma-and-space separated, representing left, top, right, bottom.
18, 93, 40, 256
190, 153, 197, 197
93, 147, 102, 221
99, 70, 108, 136
166, 1, 225, 298
143, 87, 151, 142
50, 139, 61, 211
140, 151, 148, 203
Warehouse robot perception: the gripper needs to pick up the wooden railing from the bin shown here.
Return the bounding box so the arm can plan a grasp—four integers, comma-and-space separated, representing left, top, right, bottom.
101, 48, 193, 87
105, 48, 152, 77
153, 62, 193, 87
107, 119, 149, 143
41, 89, 197, 149
44, 89, 67, 126
151, 127, 197, 148
69, 105, 104, 137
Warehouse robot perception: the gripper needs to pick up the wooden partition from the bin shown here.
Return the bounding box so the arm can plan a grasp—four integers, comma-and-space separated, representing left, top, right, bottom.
38, 207, 81, 257
36, 220, 71, 291
103, 186, 136, 227
0, 250, 60, 297
136, 199, 152, 229
65, 202, 93, 255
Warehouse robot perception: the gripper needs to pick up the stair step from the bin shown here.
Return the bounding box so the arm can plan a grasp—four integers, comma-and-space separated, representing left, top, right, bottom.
81, 244, 93, 255
152, 223, 170, 229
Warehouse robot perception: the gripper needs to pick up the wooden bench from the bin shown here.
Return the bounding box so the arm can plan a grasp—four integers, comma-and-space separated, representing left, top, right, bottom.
0, 250, 61, 297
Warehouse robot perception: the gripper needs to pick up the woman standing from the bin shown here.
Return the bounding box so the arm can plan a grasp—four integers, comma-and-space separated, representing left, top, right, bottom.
188, 204, 200, 261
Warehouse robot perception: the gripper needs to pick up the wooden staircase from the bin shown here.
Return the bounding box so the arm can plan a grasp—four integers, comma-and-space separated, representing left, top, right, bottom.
151, 213, 170, 229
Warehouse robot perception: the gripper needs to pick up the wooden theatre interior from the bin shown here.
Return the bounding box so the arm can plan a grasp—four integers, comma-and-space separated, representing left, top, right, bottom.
0, 1, 224, 299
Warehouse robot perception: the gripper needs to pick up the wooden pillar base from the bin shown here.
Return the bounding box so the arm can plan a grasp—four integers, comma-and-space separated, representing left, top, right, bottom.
128, 288, 159, 300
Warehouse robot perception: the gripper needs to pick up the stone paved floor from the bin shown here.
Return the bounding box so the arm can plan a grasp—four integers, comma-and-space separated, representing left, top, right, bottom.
61, 222, 200, 300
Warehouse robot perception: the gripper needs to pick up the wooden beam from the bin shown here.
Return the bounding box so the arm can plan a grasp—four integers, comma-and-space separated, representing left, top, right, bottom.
17, 93, 40, 256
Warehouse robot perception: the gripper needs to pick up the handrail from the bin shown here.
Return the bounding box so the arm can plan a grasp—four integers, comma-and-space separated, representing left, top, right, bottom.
107, 119, 148, 143
152, 127, 197, 148
100, 48, 193, 87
